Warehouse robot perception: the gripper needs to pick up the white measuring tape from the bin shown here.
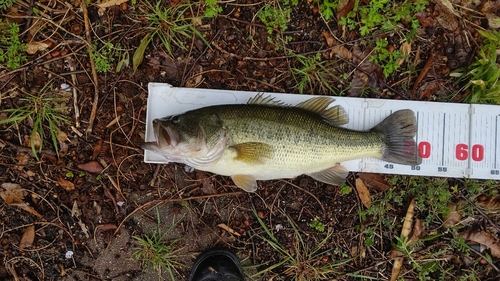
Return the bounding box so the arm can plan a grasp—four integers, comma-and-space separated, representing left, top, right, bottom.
144, 83, 500, 181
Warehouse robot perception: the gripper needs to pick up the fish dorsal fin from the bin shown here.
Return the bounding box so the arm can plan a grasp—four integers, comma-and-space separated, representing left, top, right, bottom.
248, 93, 287, 106
307, 164, 348, 186
230, 142, 273, 164
296, 97, 348, 126
231, 174, 258, 192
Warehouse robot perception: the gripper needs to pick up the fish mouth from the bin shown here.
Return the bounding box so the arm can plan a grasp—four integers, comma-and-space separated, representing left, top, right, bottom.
153, 119, 180, 147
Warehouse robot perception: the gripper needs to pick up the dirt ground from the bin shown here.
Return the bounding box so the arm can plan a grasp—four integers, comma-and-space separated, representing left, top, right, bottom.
1, 0, 500, 280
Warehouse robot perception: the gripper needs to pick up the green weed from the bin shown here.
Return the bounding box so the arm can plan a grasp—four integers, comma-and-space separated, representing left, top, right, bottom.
309, 216, 325, 232
0, 88, 69, 159
90, 41, 117, 73
132, 208, 185, 280
257, 0, 298, 34
133, 1, 208, 71
290, 53, 340, 94
452, 30, 500, 104
0, 21, 26, 69
203, 0, 222, 18
336, 0, 427, 37
0, 0, 16, 10
369, 38, 404, 77
251, 209, 349, 280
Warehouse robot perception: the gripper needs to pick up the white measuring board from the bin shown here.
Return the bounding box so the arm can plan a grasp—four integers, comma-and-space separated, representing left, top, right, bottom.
144, 83, 500, 180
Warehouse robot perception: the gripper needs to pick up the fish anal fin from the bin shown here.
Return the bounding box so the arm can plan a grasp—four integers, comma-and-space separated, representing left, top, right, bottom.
230, 142, 272, 164
231, 174, 258, 192
296, 97, 348, 126
307, 164, 348, 186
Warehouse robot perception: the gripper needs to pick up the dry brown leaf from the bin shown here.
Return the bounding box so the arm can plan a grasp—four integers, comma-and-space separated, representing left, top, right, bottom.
201, 177, 218, 195
408, 219, 424, 245
32, 131, 41, 150
337, 0, 354, 20
460, 229, 500, 258
26, 41, 49, 55
442, 202, 463, 227
16, 152, 29, 170
355, 178, 371, 208
78, 161, 103, 173
357, 173, 390, 191
57, 177, 75, 191
96, 0, 128, 8
418, 81, 440, 100
19, 225, 35, 251
0, 183, 43, 218
92, 139, 103, 159
477, 195, 500, 213
397, 42, 411, 65
217, 223, 241, 237
432, 0, 459, 31
322, 32, 335, 48
390, 199, 416, 281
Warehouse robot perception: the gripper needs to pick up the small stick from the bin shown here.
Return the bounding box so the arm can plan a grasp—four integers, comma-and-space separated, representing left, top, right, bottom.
81, 1, 100, 133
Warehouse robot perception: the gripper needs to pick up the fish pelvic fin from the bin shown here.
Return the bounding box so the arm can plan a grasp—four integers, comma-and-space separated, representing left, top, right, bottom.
373, 109, 422, 166
230, 142, 273, 164
307, 164, 349, 186
231, 174, 258, 192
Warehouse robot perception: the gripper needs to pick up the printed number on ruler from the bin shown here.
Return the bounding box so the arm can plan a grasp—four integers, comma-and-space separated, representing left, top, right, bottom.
418, 142, 485, 161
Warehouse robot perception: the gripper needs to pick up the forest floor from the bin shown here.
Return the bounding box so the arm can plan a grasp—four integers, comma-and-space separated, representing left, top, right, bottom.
1, 0, 500, 280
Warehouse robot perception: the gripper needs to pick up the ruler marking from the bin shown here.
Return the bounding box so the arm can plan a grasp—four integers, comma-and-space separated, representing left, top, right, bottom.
441, 113, 446, 166
468, 106, 473, 176
496, 115, 498, 169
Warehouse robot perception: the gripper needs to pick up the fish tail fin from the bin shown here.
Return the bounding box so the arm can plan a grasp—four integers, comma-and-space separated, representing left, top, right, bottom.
372, 109, 422, 166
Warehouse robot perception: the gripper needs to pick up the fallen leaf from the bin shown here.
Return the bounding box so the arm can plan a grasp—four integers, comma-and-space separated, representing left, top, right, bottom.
32, 131, 41, 150
201, 177, 218, 195
92, 139, 103, 159
71, 200, 81, 217
390, 199, 416, 281
357, 173, 390, 191
19, 225, 35, 250
133, 32, 152, 72
461, 229, 500, 258
96, 0, 128, 8
57, 177, 75, 191
397, 42, 411, 65
355, 178, 371, 208
0, 183, 42, 218
418, 81, 440, 100
477, 195, 500, 213
217, 223, 241, 237
432, 0, 459, 31
16, 153, 29, 170
337, 0, 354, 20
26, 41, 49, 54
348, 44, 385, 97
322, 32, 335, 48
415, 11, 434, 27
77, 161, 103, 173
442, 202, 463, 227
408, 219, 424, 245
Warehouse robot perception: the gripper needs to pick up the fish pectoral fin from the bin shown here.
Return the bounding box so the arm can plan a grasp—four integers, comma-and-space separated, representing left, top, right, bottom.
307, 165, 348, 186
231, 174, 258, 192
296, 97, 348, 126
229, 142, 272, 164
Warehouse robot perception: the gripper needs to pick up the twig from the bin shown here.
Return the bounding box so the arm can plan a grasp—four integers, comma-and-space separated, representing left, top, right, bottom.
81, 1, 100, 133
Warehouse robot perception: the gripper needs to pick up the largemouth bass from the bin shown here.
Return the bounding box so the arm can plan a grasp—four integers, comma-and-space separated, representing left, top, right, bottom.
142, 95, 422, 192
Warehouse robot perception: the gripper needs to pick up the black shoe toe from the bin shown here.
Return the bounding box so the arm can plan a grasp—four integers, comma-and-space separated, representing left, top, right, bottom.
189, 248, 245, 281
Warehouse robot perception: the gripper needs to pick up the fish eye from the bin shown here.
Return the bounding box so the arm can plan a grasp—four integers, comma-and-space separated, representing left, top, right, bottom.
171, 115, 180, 123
